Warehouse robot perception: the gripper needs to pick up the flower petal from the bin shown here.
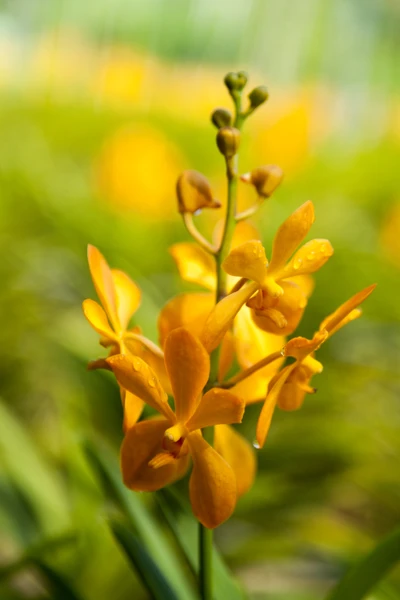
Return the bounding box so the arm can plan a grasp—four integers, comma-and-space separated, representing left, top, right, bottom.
218, 331, 235, 381
201, 282, 259, 353
279, 239, 334, 279
164, 328, 210, 423
214, 424, 256, 497
284, 330, 328, 361
121, 419, 189, 491
188, 431, 236, 529
87, 245, 119, 330
222, 240, 268, 286
186, 388, 244, 431
158, 293, 215, 347
107, 354, 175, 421
122, 389, 144, 432
170, 243, 216, 291
319, 284, 376, 336
267, 201, 315, 275
249, 281, 308, 336
82, 298, 115, 340
112, 269, 141, 330
256, 363, 297, 448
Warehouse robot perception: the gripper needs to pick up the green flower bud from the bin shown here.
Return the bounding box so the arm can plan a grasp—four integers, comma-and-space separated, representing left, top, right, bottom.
211, 108, 233, 129
216, 127, 241, 159
248, 86, 269, 109
224, 71, 248, 93
241, 165, 283, 198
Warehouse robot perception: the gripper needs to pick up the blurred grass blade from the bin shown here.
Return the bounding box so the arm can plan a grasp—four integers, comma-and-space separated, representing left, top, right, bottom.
34, 560, 85, 600
82, 439, 197, 600
157, 488, 245, 600
109, 519, 180, 600
0, 400, 69, 534
327, 525, 400, 600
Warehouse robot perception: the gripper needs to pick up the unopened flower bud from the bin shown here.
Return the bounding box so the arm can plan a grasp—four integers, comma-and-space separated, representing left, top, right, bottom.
241, 165, 283, 198
224, 71, 248, 93
248, 86, 269, 109
176, 170, 221, 214
211, 108, 233, 129
216, 127, 240, 159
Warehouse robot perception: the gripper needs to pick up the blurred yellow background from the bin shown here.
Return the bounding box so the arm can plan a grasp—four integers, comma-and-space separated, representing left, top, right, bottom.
0, 1, 399, 599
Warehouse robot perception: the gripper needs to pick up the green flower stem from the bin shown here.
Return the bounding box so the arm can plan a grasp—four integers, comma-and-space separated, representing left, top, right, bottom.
199, 525, 213, 600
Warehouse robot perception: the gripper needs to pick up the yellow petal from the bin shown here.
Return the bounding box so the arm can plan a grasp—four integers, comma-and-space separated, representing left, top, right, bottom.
186, 388, 244, 431
201, 282, 259, 353
87, 245, 119, 330
107, 354, 175, 421
231, 221, 260, 247
121, 419, 189, 491
289, 273, 314, 298
124, 333, 172, 395
319, 284, 376, 336
284, 330, 328, 361
82, 299, 115, 340
176, 170, 221, 213
170, 243, 216, 291
164, 328, 210, 423
277, 365, 313, 411
279, 239, 334, 279
256, 363, 297, 448
112, 269, 141, 330
222, 240, 268, 285
267, 201, 315, 275
188, 431, 236, 529
218, 331, 235, 381
248, 281, 308, 336
158, 293, 215, 347
214, 424, 256, 497
122, 389, 144, 432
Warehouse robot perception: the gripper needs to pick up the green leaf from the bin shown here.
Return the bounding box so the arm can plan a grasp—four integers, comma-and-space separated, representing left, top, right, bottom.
157, 488, 246, 600
82, 439, 197, 600
33, 560, 85, 600
109, 519, 180, 600
327, 525, 400, 600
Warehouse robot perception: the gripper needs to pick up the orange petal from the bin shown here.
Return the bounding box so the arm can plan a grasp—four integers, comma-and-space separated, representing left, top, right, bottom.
267, 201, 315, 275
122, 389, 144, 432
319, 284, 376, 336
112, 269, 141, 330
284, 330, 328, 361
222, 240, 268, 286
288, 273, 315, 298
218, 331, 235, 381
186, 388, 244, 431
107, 354, 175, 421
82, 299, 115, 340
87, 245, 119, 330
256, 363, 297, 448
249, 281, 308, 336
201, 282, 259, 353
164, 328, 210, 423
121, 419, 189, 491
158, 293, 215, 347
188, 431, 236, 529
279, 239, 334, 279
170, 243, 216, 291
214, 425, 256, 497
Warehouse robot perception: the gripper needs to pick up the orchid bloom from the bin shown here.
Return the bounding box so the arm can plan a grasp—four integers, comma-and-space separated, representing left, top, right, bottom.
107, 327, 247, 529
82, 245, 168, 429
159, 222, 284, 403
202, 201, 333, 351
255, 284, 376, 448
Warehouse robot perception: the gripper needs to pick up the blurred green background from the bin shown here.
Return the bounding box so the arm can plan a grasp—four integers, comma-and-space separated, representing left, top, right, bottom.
0, 0, 399, 598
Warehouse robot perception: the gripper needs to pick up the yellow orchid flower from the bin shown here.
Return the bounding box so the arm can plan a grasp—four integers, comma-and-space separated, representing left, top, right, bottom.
159, 222, 285, 402
202, 201, 333, 351
255, 284, 376, 448
82, 244, 168, 428
107, 328, 246, 529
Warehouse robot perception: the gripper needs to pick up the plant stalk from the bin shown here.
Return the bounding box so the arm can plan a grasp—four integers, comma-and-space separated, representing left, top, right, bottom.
199, 525, 213, 600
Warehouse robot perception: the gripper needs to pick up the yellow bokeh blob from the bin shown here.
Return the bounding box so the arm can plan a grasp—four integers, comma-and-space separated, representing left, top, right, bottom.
95, 125, 185, 219
380, 201, 400, 268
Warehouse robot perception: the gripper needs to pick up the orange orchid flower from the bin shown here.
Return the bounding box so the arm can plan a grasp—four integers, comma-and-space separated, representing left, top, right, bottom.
82, 245, 168, 429
255, 284, 376, 448
159, 222, 285, 402
202, 201, 333, 351
107, 328, 246, 529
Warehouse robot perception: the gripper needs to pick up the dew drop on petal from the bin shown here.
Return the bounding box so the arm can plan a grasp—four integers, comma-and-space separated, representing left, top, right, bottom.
307, 251, 315, 260
148, 378, 156, 388
253, 440, 261, 449
132, 358, 140, 372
